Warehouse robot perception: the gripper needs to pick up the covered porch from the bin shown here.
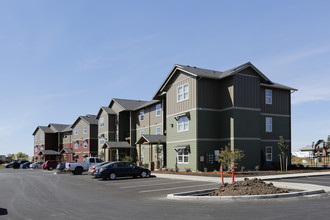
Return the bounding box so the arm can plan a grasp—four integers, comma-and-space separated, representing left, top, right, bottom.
38, 150, 61, 162
135, 134, 166, 171
102, 141, 134, 162
60, 148, 74, 162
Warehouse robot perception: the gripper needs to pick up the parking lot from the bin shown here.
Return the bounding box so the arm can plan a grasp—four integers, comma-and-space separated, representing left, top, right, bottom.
2, 168, 330, 219
273, 175, 330, 187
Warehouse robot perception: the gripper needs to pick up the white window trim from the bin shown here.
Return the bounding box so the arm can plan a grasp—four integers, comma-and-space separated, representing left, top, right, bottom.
177, 149, 189, 164
75, 127, 78, 135
156, 104, 161, 117
84, 125, 87, 134
266, 146, 272, 161
83, 140, 88, 148
140, 110, 144, 120
177, 116, 189, 132
266, 117, 272, 132
140, 130, 144, 136
266, 89, 272, 105
75, 141, 79, 149
177, 83, 189, 102
156, 126, 161, 135
100, 117, 104, 127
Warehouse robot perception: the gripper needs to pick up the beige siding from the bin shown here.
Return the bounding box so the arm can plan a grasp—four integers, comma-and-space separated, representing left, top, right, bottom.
34, 129, 45, 146
198, 77, 234, 109
62, 132, 72, 144
111, 102, 123, 114
98, 110, 109, 135
261, 87, 291, 115
166, 72, 197, 115
135, 103, 162, 129
72, 119, 90, 141
234, 74, 260, 108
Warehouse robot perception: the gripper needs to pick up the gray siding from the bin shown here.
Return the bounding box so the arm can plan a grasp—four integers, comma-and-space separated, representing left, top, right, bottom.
261, 87, 290, 115
234, 74, 260, 108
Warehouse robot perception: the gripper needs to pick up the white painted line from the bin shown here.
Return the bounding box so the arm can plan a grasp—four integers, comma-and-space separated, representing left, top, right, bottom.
120, 180, 196, 189
283, 179, 330, 185
105, 178, 167, 186
139, 183, 218, 193
307, 176, 330, 181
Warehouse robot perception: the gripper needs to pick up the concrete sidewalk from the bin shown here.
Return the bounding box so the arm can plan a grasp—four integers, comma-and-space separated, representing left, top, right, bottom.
155, 171, 330, 192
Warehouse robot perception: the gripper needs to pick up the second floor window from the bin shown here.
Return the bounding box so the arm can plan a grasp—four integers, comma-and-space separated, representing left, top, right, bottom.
266, 117, 272, 132
40, 134, 44, 141
178, 116, 189, 132
140, 130, 144, 137
266, 89, 272, 104
83, 140, 88, 148
100, 117, 104, 127
100, 135, 105, 145
75, 127, 78, 135
75, 141, 79, 149
156, 127, 161, 135
140, 110, 144, 120
35, 146, 38, 152
177, 83, 189, 102
156, 104, 161, 116
84, 126, 87, 134
41, 145, 44, 151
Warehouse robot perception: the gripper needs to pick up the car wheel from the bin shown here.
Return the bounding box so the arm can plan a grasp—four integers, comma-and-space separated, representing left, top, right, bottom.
74, 167, 83, 175
48, 167, 53, 171
141, 171, 148, 178
109, 173, 117, 180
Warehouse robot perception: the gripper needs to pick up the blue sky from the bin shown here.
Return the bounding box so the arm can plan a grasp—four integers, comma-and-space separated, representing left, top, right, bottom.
0, 0, 330, 156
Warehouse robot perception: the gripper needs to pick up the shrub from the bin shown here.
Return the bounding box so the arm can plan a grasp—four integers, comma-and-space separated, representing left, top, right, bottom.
255, 165, 260, 171
184, 167, 191, 172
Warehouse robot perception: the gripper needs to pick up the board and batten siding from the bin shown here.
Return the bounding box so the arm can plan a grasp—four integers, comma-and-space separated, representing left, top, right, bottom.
166, 71, 197, 115
261, 87, 291, 115
197, 77, 234, 109
234, 74, 260, 109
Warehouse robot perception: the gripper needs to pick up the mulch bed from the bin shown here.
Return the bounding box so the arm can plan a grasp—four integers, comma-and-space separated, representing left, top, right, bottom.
208, 178, 290, 196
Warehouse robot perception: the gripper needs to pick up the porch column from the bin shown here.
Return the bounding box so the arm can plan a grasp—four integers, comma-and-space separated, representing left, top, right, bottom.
150, 144, 153, 162
103, 148, 106, 161
110, 148, 112, 162
139, 144, 141, 161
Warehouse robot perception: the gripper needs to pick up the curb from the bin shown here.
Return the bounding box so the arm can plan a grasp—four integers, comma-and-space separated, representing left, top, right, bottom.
167, 189, 326, 200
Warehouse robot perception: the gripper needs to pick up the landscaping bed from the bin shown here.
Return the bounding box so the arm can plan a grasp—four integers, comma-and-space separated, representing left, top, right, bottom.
208, 178, 290, 196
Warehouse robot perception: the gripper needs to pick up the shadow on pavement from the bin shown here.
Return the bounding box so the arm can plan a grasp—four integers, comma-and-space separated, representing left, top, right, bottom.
0, 208, 8, 215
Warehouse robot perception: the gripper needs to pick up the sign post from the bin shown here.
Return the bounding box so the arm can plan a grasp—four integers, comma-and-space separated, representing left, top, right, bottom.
232, 163, 235, 184
220, 164, 224, 185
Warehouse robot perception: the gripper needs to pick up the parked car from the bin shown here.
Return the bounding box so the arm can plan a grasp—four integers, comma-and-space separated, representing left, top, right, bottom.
42, 160, 58, 170
94, 161, 151, 180
56, 162, 66, 171
4, 161, 16, 168
89, 161, 111, 177
30, 162, 44, 169
20, 162, 32, 169
12, 160, 29, 169
65, 157, 104, 175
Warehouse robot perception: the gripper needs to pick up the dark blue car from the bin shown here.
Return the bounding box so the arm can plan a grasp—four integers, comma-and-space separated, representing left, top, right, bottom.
20, 162, 32, 169
95, 161, 151, 180
56, 162, 66, 170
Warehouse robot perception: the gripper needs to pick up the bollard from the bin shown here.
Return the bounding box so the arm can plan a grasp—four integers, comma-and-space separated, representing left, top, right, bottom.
232, 163, 235, 183
220, 164, 224, 185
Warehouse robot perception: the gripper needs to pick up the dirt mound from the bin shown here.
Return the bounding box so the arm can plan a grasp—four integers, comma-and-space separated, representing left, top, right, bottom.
209, 178, 289, 196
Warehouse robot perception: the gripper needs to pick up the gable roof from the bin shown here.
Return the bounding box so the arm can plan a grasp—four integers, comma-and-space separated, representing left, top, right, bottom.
96, 106, 116, 119
71, 114, 98, 128
136, 134, 166, 144
153, 62, 296, 99
32, 126, 55, 135
110, 98, 150, 111
62, 125, 72, 132
48, 123, 71, 132
133, 99, 161, 111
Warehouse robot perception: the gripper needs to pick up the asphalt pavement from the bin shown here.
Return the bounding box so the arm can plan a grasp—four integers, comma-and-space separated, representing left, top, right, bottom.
1, 168, 330, 220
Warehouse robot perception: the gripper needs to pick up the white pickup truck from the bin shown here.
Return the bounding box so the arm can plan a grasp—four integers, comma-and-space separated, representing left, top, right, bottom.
65, 157, 104, 175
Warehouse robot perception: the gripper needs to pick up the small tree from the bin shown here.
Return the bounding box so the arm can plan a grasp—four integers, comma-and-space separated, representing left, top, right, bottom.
218, 145, 244, 172
15, 152, 29, 161
278, 136, 289, 172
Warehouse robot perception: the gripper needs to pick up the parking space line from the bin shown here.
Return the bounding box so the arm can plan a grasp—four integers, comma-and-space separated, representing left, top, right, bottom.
120, 180, 196, 189
307, 176, 330, 180
105, 178, 167, 186
139, 183, 218, 193
280, 179, 330, 185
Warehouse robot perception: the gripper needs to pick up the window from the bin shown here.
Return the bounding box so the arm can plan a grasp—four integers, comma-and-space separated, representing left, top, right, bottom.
177, 148, 189, 163
178, 116, 189, 132
266, 89, 272, 104
100, 117, 104, 127
65, 144, 67, 148
177, 83, 189, 102
75, 127, 78, 135
84, 126, 87, 134
40, 134, 44, 141
100, 135, 105, 145
140, 130, 144, 136
75, 141, 79, 149
140, 110, 144, 120
35, 146, 38, 152
156, 127, 161, 135
156, 104, 161, 117
83, 140, 88, 148
266, 117, 272, 132
41, 145, 44, 151
141, 152, 145, 163
266, 146, 272, 161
